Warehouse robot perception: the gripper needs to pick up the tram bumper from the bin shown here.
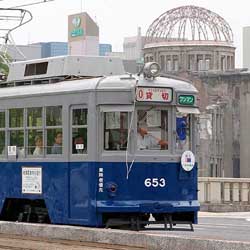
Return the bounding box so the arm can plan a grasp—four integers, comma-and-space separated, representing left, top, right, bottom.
97, 200, 199, 213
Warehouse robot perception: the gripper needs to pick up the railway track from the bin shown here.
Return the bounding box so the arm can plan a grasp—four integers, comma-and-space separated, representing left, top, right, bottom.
0, 234, 145, 250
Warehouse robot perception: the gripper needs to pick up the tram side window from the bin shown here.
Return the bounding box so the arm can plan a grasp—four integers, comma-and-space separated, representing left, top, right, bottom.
104, 112, 128, 151
27, 107, 43, 156
9, 109, 24, 157
46, 106, 63, 154
0, 112, 5, 157
176, 113, 191, 151
137, 108, 168, 150
72, 109, 87, 154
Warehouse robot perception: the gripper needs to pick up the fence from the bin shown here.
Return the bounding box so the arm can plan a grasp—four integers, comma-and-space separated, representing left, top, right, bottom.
198, 177, 250, 205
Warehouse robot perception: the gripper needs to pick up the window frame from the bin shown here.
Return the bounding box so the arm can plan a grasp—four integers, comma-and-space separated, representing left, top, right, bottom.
8, 108, 25, 159
100, 105, 133, 154
175, 111, 194, 154
70, 105, 88, 157
0, 110, 6, 159
26, 107, 44, 158
45, 105, 63, 156
135, 105, 171, 154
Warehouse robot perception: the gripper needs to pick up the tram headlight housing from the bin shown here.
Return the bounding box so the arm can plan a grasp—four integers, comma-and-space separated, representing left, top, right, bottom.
143, 62, 161, 78
105, 182, 118, 197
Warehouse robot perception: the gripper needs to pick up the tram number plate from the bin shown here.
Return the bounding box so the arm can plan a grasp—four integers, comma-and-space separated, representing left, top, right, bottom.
144, 178, 166, 187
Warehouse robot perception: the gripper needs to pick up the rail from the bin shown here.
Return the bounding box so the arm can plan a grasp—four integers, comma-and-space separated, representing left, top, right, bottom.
198, 177, 250, 204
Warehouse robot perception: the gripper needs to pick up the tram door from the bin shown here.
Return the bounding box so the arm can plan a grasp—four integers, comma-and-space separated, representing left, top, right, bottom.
69, 106, 90, 221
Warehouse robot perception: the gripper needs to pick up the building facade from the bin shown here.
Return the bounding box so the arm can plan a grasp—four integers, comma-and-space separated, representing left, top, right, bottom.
68, 12, 99, 56
142, 5, 250, 178
32, 42, 68, 58
243, 26, 250, 70
123, 27, 146, 61
99, 43, 112, 56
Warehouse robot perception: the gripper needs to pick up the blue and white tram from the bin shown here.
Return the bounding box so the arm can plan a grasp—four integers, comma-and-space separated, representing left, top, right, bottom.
0, 56, 200, 229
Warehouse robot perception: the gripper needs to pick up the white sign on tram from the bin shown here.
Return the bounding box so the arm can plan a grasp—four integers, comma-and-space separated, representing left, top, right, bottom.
136, 87, 172, 102
181, 151, 195, 172
22, 167, 42, 194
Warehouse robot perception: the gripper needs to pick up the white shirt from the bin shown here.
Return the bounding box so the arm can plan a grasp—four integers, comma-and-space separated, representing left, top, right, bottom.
137, 133, 159, 150
33, 147, 43, 156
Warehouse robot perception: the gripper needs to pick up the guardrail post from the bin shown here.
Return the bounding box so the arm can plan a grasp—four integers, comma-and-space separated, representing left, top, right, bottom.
210, 181, 221, 203
232, 183, 240, 202
198, 182, 205, 202
223, 182, 230, 202
241, 183, 249, 203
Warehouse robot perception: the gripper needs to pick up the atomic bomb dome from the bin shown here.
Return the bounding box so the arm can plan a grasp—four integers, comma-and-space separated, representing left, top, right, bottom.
143, 5, 235, 72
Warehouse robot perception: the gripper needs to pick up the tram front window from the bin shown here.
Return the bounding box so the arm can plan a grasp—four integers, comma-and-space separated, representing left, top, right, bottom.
104, 112, 128, 151
176, 113, 191, 151
137, 108, 168, 150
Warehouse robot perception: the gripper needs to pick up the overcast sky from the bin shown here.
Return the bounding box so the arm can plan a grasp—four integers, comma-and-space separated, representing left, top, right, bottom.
1, 0, 250, 67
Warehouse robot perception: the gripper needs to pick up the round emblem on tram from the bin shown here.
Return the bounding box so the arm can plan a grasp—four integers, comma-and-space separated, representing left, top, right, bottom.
181, 150, 195, 171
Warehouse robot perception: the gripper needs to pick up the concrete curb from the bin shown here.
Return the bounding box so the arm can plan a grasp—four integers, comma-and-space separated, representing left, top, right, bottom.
200, 203, 250, 212
0, 221, 249, 250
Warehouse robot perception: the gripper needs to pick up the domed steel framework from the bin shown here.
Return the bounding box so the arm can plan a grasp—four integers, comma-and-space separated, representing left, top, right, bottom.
145, 5, 233, 44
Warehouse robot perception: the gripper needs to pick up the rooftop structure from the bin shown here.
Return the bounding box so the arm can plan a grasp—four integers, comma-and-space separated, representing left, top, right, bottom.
145, 5, 233, 44
143, 5, 235, 73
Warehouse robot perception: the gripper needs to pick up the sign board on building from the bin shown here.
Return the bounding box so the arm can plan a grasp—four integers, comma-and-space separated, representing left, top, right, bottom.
71, 16, 84, 37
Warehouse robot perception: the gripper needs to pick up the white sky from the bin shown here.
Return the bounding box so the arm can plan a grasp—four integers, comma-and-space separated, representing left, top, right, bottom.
1, 0, 250, 67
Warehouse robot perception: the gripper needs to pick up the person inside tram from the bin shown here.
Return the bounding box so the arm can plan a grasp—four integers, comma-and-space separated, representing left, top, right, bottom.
33, 135, 43, 156
137, 126, 168, 150
51, 132, 62, 154
72, 135, 85, 154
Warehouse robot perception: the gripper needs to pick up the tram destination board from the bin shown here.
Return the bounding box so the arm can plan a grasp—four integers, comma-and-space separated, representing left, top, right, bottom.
136, 87, 173, 102
178, 95, 195, 105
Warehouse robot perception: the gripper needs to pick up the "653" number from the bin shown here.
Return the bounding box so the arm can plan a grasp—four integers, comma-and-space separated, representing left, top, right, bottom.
144, 178, 166, 188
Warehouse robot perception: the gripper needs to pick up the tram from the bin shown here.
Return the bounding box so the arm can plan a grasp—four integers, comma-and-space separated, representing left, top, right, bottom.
0, 56, 199, 230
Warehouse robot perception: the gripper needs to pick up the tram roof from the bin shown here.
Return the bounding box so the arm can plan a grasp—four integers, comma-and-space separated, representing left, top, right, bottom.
0, 74, 197, 100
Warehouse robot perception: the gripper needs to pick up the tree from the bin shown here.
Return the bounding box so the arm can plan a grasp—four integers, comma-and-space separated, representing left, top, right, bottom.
0, 52, 11, 77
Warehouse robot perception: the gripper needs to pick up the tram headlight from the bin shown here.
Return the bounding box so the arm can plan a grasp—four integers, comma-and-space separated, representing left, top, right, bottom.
105, 182, 118, 197
143, 62, 161, 78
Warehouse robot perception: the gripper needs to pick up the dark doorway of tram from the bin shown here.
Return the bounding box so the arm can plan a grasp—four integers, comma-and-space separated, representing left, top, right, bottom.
0, 198, 51, 223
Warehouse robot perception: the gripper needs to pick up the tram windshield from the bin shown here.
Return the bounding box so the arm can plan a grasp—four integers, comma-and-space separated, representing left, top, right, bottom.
137, 107, 168, 150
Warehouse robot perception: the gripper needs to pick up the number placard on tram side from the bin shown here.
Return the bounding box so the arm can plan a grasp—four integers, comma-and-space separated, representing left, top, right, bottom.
136, 87, 173, 103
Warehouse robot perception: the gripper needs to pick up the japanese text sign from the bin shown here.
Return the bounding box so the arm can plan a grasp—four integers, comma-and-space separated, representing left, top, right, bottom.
136, 87, 172, 102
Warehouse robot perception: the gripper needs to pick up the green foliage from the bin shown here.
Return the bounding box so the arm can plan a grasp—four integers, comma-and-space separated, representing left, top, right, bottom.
0, 52, 11, 76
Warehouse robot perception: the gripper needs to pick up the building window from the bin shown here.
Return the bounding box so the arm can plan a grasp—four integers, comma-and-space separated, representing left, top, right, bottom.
160, 55, 165, 72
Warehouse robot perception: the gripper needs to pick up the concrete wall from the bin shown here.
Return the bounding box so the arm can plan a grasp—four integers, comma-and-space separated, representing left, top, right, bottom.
240, 80, 250, 177
243, 27, 250, 70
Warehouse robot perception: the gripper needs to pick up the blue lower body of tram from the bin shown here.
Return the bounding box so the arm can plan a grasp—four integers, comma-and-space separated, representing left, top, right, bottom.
0, 161, 199, 227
